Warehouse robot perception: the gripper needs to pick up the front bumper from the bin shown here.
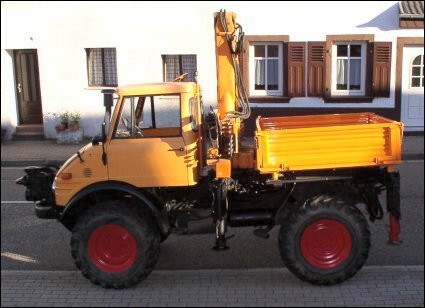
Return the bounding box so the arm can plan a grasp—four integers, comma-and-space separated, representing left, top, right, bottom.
35, 200, 60, 219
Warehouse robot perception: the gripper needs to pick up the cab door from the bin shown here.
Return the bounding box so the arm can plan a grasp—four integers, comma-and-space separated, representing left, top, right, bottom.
107, 94, 189, 187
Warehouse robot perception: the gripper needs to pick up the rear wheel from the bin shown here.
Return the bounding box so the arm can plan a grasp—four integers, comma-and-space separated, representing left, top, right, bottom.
71, 201, 160, 288
279, 195, 370, 285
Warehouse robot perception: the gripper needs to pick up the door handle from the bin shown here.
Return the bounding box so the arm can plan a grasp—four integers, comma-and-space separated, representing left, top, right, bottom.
17, 83, 22, 93
168, 147, 184, 152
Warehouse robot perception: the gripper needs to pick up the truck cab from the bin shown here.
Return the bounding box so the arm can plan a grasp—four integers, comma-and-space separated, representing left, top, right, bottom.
107, 82, 202, 188
52, 82, 203, 208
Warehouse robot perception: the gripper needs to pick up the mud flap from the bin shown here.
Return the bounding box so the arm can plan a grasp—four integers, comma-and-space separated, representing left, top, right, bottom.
386, 171, 401, 244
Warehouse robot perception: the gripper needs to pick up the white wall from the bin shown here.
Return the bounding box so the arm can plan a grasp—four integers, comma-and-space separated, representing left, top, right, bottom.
1, 1, 423, 137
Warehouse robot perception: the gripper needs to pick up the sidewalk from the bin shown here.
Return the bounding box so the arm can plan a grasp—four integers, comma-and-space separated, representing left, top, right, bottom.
1, 266, 424, 307
1, 135, 424, 167
1, 139, 90, 167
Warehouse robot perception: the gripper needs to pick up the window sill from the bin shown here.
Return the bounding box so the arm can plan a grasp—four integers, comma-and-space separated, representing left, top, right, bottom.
248, 96, 290, 103
324, 96, 374, 103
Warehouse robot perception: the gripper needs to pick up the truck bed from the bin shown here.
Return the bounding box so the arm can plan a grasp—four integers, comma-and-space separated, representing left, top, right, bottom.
255, 113, 403, 173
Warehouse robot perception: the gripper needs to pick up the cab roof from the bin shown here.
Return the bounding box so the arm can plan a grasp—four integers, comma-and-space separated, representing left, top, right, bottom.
116, 82, 197, 96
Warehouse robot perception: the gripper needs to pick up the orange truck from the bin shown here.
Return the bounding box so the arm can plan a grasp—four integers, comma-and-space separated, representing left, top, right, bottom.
17, 11, 403, 288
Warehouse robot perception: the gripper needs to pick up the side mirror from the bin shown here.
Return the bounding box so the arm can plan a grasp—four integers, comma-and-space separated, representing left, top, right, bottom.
190, 115, 198, 132
189, 97, 199, 132
91, 134, 104, 146
102, 89, 115, 113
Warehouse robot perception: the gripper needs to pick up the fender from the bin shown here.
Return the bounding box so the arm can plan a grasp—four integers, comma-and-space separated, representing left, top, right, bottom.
59, 181, 170, 236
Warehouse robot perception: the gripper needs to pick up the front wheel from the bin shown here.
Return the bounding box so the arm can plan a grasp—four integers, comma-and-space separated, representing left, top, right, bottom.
71, 201, 160, 289
279, 195, 370, 285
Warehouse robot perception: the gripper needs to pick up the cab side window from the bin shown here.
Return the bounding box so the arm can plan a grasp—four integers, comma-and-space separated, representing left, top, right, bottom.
153, 95, 181, 129
114, 95, 181, 138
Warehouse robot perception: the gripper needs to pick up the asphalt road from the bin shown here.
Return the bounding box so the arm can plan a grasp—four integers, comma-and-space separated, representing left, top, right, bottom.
1, 161, 424, 272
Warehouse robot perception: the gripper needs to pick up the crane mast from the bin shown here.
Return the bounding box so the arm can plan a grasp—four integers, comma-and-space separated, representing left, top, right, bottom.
213, 10, 249, 159
210, 10, 251, 250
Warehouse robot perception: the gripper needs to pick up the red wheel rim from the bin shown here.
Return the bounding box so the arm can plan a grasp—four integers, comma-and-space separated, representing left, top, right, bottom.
300, 219, 352, 270
88, 224, 137, 273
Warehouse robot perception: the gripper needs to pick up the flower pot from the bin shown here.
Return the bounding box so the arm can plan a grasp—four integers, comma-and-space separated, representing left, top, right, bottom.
55, 124, 66, 132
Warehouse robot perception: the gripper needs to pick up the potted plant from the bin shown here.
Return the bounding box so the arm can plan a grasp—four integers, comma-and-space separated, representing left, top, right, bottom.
69, 111, 81, 131
1, 126, 9, 143
59, 110, 70, 128
53, 110, 70, 132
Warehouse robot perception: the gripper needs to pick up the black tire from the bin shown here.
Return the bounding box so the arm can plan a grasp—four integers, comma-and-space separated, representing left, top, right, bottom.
71, 201, 160, 289
160, 230, 171, 243
279, 195, 370, 285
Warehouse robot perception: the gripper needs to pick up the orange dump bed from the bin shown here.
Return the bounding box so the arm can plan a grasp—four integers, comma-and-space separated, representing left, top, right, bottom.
255, 113, 403, 173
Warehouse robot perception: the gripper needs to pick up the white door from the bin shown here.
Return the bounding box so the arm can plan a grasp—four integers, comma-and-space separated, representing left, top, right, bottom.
401, 47, 424, 131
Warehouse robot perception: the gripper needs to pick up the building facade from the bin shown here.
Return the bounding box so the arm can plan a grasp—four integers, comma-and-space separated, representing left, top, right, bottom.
1, 1, 424, 139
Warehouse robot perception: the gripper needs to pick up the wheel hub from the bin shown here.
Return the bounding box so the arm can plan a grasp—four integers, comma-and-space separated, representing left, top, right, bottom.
88, 224, 137, 273
300, 219, 352, 269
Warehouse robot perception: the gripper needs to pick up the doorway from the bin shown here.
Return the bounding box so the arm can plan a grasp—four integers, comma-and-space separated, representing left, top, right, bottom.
13, 49, 43, 124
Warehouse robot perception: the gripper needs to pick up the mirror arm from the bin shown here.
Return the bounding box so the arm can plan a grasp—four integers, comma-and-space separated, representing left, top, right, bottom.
101, 122, 107, 165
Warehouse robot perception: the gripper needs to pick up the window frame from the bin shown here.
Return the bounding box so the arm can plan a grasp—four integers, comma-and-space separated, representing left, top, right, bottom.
112, 94, 182, 139
242, 35, 289, 101
85, 48, 118, 88
324, 34, 375, 102
249, 42, 284, 96
331, 42, 367, 96
410, 54, 424, 88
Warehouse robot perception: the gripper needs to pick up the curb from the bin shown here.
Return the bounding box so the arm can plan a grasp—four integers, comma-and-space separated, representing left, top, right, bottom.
1, 160, 65, 167
2, 154, 423, 167
1, 265, 424, 275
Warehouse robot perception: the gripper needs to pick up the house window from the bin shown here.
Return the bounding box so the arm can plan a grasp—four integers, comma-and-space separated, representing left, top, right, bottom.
411, 55, 424, 88
331, 43, 366, 96
249, 43, 283, 96
163, 55, 197, 82
86, 48, 118, 87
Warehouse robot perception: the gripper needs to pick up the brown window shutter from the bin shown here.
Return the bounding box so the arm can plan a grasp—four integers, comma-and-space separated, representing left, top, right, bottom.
287, 42, 305, 97
308, 42, 326, 97
373, 42, 392, 97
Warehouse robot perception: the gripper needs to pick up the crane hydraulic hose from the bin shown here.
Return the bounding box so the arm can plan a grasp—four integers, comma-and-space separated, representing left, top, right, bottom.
217, 10, 251, 121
